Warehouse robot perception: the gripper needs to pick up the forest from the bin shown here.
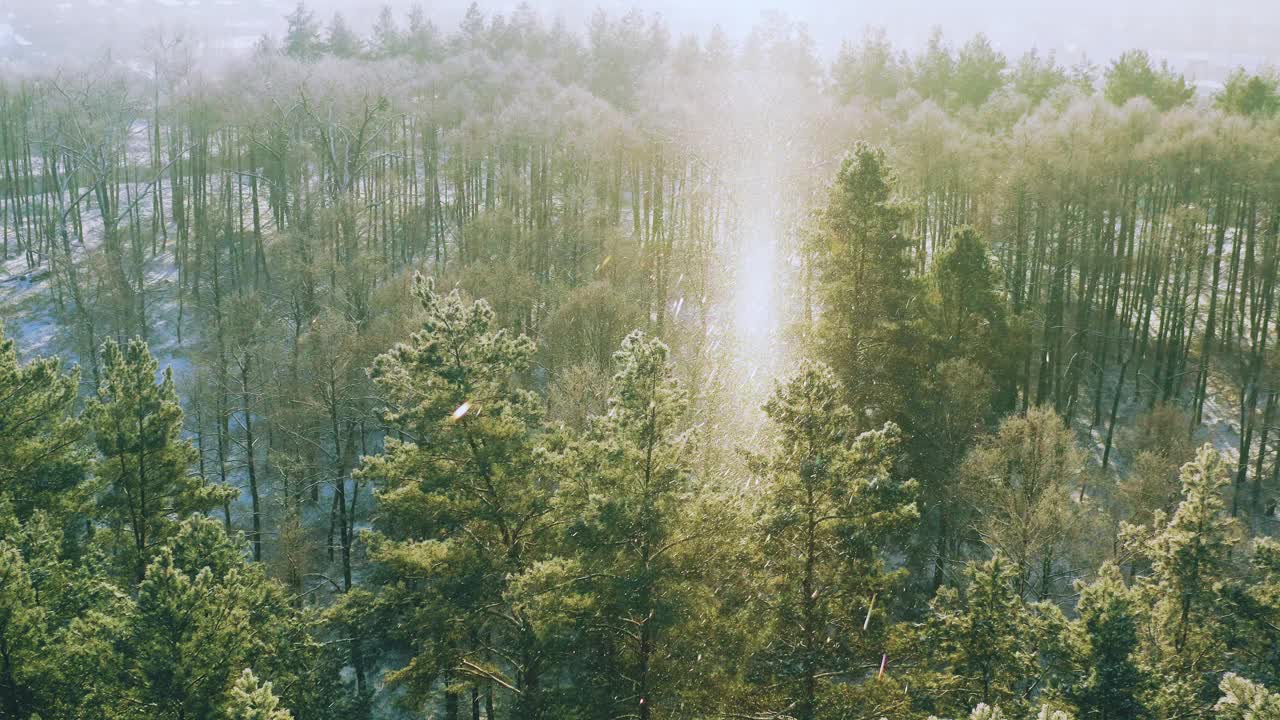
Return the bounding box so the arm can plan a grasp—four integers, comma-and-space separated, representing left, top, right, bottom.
2, 2, 1280, 719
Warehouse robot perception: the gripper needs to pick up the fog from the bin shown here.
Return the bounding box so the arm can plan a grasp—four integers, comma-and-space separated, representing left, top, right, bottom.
2, 0, 1277, 81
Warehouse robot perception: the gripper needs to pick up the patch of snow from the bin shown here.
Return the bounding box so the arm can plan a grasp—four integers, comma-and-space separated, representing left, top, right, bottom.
13, 314, 59, 356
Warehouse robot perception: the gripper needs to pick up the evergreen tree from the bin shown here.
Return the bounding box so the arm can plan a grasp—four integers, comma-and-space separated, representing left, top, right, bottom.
0, 503, 131, 720
813, 143, 917, 426
222, 669, 294, 720
912, 358, 995, 590
405, 4, 441, 62
283, 2, 322, 60
750, 360, 917, 720
1103, 50, 1193, 110
459, 2, 486, 49
1066, 563, 1147, 719
831, 27, 902, 102
1215, 674, 1280, 720
953, 33, 1007, 106
913, 26, 955, 102
325, 12, 362, 58
566, 331, 698, 720
0, 324, 88, 525
7, 5, 1280, 716
363, 276, 556, 717
1123, 446, 1239, 719
1010, 49, 1068, 105
0, 539, 46, 719
122, 516, 333, 720
923, 555, 1065, 716
928, 226, 1010, 384
86, 338, 227, 582
1215, 68, 1280, 117
1116, 404, 1196, 526
369, 5, 403, 58
1230, 538, 1280, 687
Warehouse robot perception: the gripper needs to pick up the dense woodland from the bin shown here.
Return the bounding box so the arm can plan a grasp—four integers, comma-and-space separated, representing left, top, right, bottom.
4, 2, 1280, 719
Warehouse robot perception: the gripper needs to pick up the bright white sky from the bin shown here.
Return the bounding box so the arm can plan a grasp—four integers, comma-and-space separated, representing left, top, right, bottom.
1, 0, 1276, 77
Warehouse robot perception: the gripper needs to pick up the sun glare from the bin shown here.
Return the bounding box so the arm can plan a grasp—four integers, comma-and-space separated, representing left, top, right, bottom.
734, 234, 778, 350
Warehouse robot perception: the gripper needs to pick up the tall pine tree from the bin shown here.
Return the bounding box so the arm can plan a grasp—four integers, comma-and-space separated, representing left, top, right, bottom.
364, 276, 557, 718
750, 360, 917, 720
813, 143, 918, 427
0, 324, 88, 524
87, 338, 227, 581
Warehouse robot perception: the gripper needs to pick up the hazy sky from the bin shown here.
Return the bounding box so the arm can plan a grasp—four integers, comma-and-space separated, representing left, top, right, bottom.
1, 0, 1276, 78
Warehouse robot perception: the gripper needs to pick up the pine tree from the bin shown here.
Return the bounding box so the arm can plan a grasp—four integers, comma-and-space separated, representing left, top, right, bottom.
1215, 674, 1280, 720
0, 503, 130, 720
364, 276, 555, 717
1116, 404, 1196, 526
1067, 563, 1146, 719
953, 33, 1007, 106
0, 539, 45, 719
325, 12, 362, 58
1010, 49, 1068, 105
926, 226, 1015, 411
831, 27, 902, 102
125, 517, 318, 720
930, 227, 1006, 367
566, 330, 697, 720
0, 323, 88, 524
813, 143, 917, 426
1230, 538, 1280, 687
750, 360, 917, 720
925, 555, 1063, 716
283, 2, 322, 60
913, 27, 955, 102
223, 669, 294, 720
1215, 68, 1280, 117
405, 4, 441, 62
1103, 50, 1193, 110
912, 358, 995, 590
1123, 446, 1239, 719
86, 338, 227, 581
369, 5, 403, 58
